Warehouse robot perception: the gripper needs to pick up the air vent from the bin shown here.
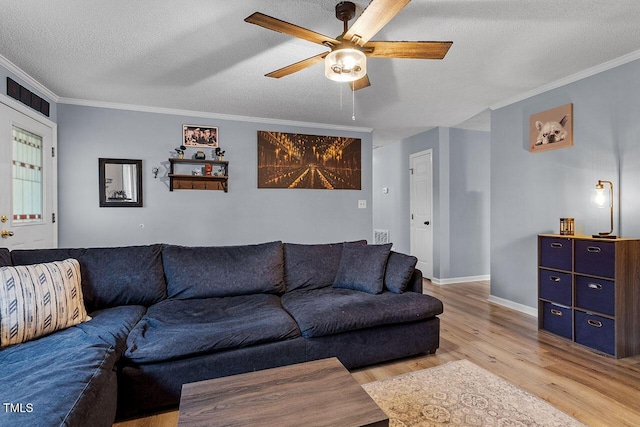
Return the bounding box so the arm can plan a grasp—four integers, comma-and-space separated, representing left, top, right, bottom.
374, 229, 390, 244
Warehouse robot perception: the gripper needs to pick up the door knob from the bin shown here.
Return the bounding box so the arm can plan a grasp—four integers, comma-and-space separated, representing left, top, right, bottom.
1, 230, 14, 238
424, 221, 430, 225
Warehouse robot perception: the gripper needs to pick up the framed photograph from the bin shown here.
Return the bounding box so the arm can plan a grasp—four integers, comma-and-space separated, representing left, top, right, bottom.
183, 124, 218, 148
257, 131, 361, 190
529, 103, 573, 153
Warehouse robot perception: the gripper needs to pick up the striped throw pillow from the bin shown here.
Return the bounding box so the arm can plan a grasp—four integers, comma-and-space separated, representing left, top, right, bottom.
0, 259, 90, 348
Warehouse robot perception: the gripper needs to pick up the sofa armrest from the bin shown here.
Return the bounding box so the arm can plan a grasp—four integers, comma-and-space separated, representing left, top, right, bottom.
407, 268, 423, 293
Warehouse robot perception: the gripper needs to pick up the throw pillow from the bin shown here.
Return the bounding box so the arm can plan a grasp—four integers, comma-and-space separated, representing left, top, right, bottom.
333, 243, 392, 294
384, 251, 418, 293
283, 240, 367, 291
0, 259, 90, 348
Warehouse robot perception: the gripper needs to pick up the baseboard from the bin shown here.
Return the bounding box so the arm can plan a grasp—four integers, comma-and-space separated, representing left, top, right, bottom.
487, 295, 538, 317
431, 275, 490, 285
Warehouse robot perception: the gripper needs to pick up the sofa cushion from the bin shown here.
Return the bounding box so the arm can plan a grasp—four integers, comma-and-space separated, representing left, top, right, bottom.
124, 294, 300, 364
0, 305, 145, 427
10, 245, 167, 311
0, 259, 89, 348
385, 251, 418, 293
11, 247, 86, 266
283, 240, 366, 291
333, 243, 392, 294
0, 248, 11, 267
282, 287, 443, 338
80, 245, 167, 310
163, 241, 285, 299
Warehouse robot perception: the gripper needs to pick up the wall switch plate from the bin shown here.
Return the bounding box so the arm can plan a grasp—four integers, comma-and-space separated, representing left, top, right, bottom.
358, 200, 367, 209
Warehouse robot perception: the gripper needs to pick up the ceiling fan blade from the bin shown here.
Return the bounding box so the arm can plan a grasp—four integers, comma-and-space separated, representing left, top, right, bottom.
343, 0, 411, 46
350, 75, 371, 91
245, 12, 339, 46
364, 41, 453, 59
265, 52, 328, 78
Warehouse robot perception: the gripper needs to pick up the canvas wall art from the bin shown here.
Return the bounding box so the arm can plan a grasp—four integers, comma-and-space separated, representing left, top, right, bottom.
529, 103, 573, 153
257, 131, 361, 189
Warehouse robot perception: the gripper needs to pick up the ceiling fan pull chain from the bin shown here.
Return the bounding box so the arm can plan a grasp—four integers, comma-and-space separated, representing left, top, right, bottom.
340, 83, 344, 110
352, 86, 356, 120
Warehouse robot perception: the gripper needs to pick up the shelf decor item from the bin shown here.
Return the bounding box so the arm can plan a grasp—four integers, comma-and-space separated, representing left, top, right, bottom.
529, 103, 573, 153
559, 218, 574, 235
175, 145, 186, 159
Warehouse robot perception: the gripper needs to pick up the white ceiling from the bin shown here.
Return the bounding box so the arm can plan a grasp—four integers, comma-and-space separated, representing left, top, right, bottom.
2, 1, 640, 145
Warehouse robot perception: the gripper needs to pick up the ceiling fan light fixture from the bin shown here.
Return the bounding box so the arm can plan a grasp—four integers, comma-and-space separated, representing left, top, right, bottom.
325, 48, 366, 82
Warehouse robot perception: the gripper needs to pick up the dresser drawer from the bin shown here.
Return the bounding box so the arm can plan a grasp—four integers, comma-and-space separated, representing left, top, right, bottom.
575, 275, 615, 316
574, 240, 615, 278
539, 269, 572, 306
575, 311, 615, 355
541, 302, 572, 339
539, 237, 572, 271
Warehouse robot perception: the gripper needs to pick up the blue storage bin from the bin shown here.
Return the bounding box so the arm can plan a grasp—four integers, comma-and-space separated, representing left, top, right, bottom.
539, 269, 572, 306
575, 311, 615, 356
575, 275, 615, 316
541, 302, 572, 339
539, 237, 572, 271
574, 240, 615, 278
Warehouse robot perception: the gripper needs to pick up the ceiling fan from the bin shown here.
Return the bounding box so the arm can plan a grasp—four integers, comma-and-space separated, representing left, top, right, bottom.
245, 0, 452, 91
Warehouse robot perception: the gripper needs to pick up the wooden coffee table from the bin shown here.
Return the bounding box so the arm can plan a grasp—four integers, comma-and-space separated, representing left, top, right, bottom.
177, 357, 388, 427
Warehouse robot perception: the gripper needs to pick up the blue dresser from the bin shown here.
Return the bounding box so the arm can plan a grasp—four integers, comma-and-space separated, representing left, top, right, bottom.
538, 234, 640, 358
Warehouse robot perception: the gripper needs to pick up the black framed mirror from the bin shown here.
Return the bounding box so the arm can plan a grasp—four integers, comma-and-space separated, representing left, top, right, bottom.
99, 158, 143, 207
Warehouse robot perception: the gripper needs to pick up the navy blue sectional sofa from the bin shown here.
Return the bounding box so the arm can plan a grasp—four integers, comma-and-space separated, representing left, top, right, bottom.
0, 241, 443, 426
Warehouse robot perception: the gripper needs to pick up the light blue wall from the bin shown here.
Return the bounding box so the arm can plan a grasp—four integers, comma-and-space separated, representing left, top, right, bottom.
490, 58, 640, 309
373, 126, 490, 281
449, 128, 491, 278
0, 62, 57, 122
372, 127, 440, 258
56, 104, 373, 247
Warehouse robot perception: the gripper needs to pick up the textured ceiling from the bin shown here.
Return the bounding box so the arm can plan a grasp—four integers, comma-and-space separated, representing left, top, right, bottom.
2, 1, 640, 145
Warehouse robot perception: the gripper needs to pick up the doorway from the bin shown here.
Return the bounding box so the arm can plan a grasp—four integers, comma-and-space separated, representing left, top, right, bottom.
0, 97, 57, 250
409, 149, 433, 279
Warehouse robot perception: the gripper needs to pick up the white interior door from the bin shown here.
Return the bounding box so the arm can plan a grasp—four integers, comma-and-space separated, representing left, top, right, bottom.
0, 98, 57, 250
410, 150, 433, 279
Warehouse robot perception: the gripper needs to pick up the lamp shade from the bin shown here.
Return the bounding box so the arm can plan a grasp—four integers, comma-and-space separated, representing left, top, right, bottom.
325, 48, 366, 82
594, 185, 607, 207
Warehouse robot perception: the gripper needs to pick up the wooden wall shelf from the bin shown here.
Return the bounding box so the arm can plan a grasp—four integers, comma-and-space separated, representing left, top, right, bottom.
168, 158, 228, 192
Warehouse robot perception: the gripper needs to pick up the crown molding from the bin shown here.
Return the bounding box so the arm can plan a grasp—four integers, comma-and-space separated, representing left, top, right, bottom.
1, 53, 372, 134
491, 48, 640, 110
0, 54, 59, 102
57, 97, 373, 134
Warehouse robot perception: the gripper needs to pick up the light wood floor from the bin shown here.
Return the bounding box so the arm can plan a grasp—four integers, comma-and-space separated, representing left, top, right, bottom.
115, 280, 640, 427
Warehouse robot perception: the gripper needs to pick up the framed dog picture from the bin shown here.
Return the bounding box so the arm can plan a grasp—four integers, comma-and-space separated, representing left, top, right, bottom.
529, 103, 573, 153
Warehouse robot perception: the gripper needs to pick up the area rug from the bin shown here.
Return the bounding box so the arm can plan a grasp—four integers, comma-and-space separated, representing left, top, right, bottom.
362, 360, 584, 427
